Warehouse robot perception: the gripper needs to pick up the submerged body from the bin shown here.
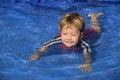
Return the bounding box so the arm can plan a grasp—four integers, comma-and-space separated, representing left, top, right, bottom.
29, 12, 103, 73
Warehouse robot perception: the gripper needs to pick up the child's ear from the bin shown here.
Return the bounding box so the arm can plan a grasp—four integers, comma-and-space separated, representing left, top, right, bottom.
80, 32, 84, 39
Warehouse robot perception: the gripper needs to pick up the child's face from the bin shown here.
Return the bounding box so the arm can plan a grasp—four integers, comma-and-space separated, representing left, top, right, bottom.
61, 25, 80, 47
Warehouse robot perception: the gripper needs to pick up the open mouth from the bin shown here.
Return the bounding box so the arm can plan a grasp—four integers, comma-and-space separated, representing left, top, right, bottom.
64, 41, 74, 46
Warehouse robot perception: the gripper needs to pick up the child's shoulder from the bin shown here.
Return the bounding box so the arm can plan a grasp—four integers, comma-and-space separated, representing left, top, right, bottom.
84, 27, 99, 39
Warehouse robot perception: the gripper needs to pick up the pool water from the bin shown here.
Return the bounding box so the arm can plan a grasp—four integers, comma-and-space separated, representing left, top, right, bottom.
0, 1, 120, 80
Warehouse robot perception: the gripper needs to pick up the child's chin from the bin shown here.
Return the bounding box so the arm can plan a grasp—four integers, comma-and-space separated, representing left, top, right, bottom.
65, 44, 75, 47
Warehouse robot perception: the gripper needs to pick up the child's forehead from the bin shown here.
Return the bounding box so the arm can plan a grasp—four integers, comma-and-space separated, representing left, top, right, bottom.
62, 25, 79, 30
61, 25, 80, 33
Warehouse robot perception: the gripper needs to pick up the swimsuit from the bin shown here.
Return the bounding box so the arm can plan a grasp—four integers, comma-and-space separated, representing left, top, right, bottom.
43, 36, 91, 54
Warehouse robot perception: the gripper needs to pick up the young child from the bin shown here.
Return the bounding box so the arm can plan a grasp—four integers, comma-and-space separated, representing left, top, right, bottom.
29, 12, 103, 73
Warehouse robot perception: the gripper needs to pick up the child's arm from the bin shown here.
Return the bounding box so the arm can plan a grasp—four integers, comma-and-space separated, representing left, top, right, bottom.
81, 53, 92, 72
29, 36, 61, 61
80, 40, 92, 72
83, 53, 92, 63
29, 45, 48, 61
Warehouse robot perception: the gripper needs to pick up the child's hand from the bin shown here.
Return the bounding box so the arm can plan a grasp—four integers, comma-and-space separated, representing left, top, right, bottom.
29, 52, 40, 61
29, 46, 47, 61
80, 63, 92, 73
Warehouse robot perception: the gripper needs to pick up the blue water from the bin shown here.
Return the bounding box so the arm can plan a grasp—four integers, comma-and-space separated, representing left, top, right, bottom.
0, 1, 120, 80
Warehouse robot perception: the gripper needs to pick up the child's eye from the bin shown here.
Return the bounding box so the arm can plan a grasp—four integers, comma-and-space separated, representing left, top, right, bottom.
62, 33, 67, 35
71, 34, 77, 36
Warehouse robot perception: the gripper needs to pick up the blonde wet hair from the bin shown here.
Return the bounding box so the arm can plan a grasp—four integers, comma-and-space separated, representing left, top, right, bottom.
59, 13, 85, 33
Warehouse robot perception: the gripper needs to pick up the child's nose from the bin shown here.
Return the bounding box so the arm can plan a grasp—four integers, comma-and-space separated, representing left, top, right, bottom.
66, 35, 72, 39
